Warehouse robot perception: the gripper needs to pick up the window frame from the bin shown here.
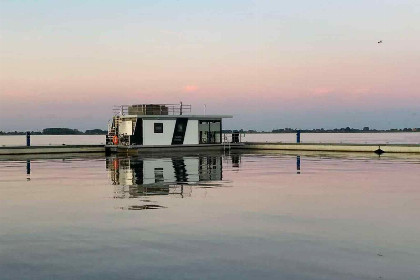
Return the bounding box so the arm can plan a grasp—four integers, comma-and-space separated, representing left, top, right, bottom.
154, 122, 164, 133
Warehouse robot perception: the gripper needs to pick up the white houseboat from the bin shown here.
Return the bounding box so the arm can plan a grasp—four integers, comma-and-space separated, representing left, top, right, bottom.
106, 103, 235, 153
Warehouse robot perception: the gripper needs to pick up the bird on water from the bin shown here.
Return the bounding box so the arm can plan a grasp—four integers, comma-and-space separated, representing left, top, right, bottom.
378, 40, 383, 44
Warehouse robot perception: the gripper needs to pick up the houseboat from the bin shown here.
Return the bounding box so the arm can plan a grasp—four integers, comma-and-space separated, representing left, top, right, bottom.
106, 103, 235, 153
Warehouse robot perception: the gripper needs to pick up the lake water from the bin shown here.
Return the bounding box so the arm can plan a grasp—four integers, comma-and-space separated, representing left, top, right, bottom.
0, 132, 419, 146
1, 151, 419, 280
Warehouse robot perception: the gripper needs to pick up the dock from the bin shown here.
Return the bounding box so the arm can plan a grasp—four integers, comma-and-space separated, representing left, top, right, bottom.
1, 143, 419, 155
0, 145, 104, 155
237, 143, 420, 153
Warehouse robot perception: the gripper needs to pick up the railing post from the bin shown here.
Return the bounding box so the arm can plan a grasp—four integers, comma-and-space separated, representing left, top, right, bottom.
26, 131, 31, 147
296, 130, 301, 143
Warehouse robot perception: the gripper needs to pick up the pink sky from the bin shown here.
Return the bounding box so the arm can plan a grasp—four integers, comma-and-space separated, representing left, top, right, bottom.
1, 0, 419, 131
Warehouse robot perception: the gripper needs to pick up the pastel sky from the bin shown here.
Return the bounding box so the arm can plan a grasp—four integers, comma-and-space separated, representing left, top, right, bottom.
1, 0, 419, 131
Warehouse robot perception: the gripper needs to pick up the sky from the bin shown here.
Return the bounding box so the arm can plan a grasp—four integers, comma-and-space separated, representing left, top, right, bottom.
0, 0, 419, 131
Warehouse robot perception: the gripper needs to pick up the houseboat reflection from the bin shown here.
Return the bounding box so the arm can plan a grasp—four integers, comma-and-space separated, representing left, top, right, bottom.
107, 155, 224, 199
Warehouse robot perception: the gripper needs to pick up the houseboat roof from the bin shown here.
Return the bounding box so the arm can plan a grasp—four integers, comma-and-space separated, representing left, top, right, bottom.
118, 114, 233, 120
112, 104, 232, 120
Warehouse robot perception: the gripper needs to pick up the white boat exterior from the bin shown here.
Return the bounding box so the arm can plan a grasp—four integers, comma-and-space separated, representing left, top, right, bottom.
107, 104, 232, 147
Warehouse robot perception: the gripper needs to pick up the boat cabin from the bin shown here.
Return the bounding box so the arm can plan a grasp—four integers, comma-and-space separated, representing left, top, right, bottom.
107, 103, 232, 146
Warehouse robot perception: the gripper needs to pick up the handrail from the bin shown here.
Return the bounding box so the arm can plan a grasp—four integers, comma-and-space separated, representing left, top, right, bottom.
113, 103, 192, 116
223, 133, 244, 144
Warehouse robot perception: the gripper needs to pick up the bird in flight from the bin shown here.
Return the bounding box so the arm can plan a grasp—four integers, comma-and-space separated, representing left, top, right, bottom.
378, 40, 383, 44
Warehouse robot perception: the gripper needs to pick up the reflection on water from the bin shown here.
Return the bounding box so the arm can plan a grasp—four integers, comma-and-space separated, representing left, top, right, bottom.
2, 151, 420, 280
231, 154, 241, 168
124, 204, 167, 210
107, 155, 226, 208
297, 155, 301, 174
26, 160, 30, 180
11, 153, 309, 188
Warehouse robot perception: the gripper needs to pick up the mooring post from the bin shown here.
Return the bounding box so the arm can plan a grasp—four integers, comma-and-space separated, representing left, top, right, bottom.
26, 131, 31, 147
296, 130, 301, 143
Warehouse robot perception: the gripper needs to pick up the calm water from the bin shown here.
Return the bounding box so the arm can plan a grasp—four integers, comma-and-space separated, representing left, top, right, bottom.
1, 151, 419, 280
0, 132, 419, 146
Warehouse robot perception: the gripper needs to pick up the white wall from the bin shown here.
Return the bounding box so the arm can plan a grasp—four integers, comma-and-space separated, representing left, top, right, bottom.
143, 119, 199, 145
184, 120, 199, 144
143, 119, 176, 146
119, 120, 133, 135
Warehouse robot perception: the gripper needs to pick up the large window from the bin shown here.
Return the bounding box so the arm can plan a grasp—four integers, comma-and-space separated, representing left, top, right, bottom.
154, 123, 163, 133
199, 120, 221, 144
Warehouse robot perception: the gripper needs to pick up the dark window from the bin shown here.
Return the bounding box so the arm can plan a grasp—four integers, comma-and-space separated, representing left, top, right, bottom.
154, 123, 163, 133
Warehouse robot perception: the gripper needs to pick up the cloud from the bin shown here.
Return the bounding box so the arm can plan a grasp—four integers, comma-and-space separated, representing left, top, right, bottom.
311, 87, 335, 96
183, 85, 199, 93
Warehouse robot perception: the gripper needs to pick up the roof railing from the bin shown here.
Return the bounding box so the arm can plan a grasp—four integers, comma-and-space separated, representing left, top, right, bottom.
113, 103, 192, 116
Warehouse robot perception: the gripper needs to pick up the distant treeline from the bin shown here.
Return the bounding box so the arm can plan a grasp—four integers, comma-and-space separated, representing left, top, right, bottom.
0, 128, 107, 135
223, 127, 419, 134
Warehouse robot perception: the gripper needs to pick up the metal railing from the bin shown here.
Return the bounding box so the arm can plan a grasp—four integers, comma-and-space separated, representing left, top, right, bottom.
112, 103, 192, 116
223, 133, 243, 144
223, 134, 231, 152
